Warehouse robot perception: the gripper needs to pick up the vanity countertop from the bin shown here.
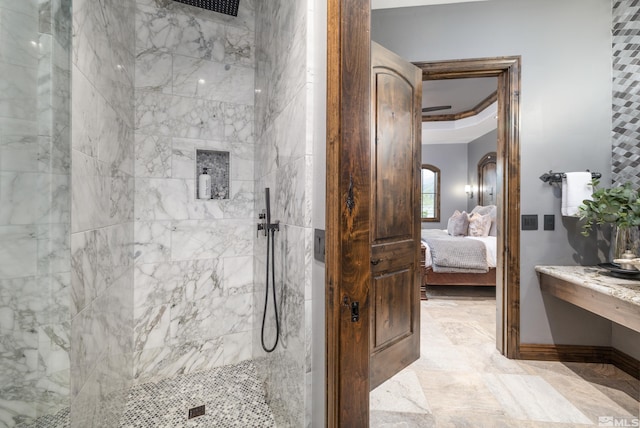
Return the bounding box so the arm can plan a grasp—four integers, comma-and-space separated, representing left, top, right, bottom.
535, 265, 640, 332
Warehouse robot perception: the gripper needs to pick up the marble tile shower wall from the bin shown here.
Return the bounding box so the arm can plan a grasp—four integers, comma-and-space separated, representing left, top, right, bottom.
253, 1, 314, 426
70, 0, 135, 425
133, 0, 257, 384
0, 0, 71, 425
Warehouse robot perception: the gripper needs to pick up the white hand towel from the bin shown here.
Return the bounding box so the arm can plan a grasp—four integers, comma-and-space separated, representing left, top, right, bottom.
561, 172, 593, 217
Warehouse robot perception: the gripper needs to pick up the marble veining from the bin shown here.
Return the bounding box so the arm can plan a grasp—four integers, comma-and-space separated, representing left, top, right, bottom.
0, 0, 73, 424
132, 0, 256, 386
534, 265, 640, 306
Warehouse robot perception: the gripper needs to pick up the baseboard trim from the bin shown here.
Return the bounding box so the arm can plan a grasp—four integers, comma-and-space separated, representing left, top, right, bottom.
612, 347, 640, 380
518, 344, 639, 380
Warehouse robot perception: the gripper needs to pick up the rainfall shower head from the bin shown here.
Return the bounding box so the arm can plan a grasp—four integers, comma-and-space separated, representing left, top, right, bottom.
173, 0, 239, 16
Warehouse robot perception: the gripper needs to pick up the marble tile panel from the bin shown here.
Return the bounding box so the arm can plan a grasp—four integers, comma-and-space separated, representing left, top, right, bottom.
95, 104, 134, 177
0, 225, 37, 279
220, 180, 254, 219
134, 50, 172, 93
224, 103, 254, 144
134, 258, 222, 309
38, 321, 71, 378
135, 177, 224, 221
0, 62, 37, 122
223, 330, 252, 364
36, 34, 53, 138
134, 304, 171, 352
482, 373, 592, 424
370, 368, 431, 414
134, 220, 172, 265
224, 25, 255, 67
135, 133, 172, 178
70, 304, 109, 397
0, 0, 38, 15
136, 0, 256, 48
275, 156, 308, 227
223, 255, 253, 296
70, 223, 133, 316
170, 219, 253, 261
173, 56, 254, 105
0, 7, 39, 68
0, 130, 38, 173
72, 0, 135, 116
135, 91, 224, 140
72, 155, 134, 232
304, 299, 312, 373
70, 66, 99, 157
0, 276, 41, 332
168, 299, 225, 344
133, 337, 224, 384
135, 5, 226, 61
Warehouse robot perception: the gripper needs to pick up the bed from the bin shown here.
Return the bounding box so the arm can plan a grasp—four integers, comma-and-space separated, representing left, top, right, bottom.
419, 225, 497, 299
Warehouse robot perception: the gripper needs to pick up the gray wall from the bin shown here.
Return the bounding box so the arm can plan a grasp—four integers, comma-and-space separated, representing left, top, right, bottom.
373, 0, 615, 349
467, 129, 498, 212
422, 144, 469, 230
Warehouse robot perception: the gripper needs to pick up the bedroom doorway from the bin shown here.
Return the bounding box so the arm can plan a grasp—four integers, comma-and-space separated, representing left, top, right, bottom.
325, 1, 521, 425
412, 58, 521, 357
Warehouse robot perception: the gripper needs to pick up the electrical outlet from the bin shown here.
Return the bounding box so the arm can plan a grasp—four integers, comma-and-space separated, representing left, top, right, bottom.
544, 214, 555, 230
188, 405, 205, 419
521, 214, 538, 230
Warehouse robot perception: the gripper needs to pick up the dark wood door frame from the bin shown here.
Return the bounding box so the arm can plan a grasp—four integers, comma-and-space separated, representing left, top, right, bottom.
326, 1, 521, 425
415, 57, 521, 359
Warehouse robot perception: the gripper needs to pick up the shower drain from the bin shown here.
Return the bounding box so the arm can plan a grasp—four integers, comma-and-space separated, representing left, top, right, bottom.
188, 405, 206, 419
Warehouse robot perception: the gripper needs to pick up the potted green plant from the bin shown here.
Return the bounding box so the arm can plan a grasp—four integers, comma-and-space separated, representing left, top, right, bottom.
579, 180, 640, 261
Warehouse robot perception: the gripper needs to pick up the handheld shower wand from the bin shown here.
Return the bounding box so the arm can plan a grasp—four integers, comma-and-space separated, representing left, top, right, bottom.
260, 188, 280, 352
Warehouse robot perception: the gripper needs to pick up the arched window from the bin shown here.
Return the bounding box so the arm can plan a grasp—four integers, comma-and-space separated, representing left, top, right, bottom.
421, 164, 440, 222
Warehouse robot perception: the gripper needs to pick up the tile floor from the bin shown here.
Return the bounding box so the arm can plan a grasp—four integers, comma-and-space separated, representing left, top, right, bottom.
370, 286, 640, 427
19, 360, 275, 428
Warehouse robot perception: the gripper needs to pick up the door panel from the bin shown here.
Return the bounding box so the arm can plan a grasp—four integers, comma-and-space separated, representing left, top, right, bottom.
373, 72, 414, 241
370, 42, 422, 391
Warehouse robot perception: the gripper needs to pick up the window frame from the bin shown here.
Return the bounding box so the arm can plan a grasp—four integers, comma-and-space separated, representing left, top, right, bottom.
420, 164, 440, 223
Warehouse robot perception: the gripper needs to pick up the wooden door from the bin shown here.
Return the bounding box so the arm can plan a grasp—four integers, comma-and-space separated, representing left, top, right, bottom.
369, 42, 422, 390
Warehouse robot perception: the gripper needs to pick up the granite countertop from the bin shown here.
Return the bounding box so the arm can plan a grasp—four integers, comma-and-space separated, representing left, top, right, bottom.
535, 265, 640, 308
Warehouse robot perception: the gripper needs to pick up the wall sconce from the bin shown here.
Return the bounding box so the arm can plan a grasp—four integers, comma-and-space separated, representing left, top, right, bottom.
465, 184, 474, 199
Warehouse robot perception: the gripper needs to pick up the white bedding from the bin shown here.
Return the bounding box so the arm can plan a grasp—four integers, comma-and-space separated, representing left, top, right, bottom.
422, 231, 497, 268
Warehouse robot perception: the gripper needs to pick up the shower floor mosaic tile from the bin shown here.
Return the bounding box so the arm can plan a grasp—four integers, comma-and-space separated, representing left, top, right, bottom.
18, 361, 275, 428
120, 360, 275, 428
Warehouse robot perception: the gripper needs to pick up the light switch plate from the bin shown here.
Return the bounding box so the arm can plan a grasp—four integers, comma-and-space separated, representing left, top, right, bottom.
522, 214, 538, 230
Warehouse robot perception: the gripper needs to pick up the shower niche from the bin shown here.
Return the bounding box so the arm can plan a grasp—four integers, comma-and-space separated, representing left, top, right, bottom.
196, 149, 230, 199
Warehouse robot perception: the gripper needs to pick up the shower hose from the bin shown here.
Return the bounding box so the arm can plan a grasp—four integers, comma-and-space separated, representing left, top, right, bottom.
261, 226, 280, 353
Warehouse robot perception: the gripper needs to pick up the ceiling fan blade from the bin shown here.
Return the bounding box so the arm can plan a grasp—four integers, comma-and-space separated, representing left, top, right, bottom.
422, 105, 452, 113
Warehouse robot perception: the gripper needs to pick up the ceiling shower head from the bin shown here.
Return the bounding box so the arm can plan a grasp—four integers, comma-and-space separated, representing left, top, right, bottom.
173, 0, 239, 16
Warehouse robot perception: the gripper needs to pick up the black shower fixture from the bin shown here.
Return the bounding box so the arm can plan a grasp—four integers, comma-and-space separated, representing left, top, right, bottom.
173, 0, 239, 16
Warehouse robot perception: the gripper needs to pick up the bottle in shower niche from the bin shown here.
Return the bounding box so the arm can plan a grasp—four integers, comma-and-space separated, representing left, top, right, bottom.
198, 168, 211, 199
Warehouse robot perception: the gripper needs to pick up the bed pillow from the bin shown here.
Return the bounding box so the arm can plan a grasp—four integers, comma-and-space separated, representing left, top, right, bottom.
471, 205, 497, 236
447, 210, 469, 236
468, 212, 492, 237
